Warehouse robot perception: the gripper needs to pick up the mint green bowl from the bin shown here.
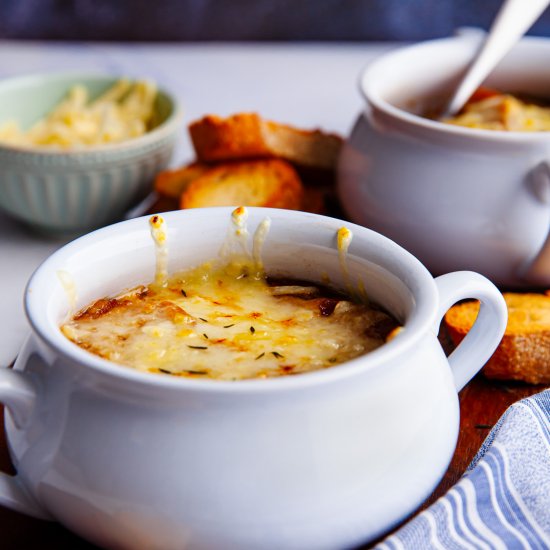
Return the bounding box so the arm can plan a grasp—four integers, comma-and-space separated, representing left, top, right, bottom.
0, 73, 182, 234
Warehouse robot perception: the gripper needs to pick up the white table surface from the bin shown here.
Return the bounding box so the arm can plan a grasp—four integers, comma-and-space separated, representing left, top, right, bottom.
0, 39, 398, 366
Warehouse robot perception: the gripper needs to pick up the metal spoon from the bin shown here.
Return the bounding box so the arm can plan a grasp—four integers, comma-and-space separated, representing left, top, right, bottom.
442, 0, 550, 118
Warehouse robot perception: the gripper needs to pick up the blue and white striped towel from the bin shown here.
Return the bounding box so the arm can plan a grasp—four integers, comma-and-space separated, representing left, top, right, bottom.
375, 389, 550, 549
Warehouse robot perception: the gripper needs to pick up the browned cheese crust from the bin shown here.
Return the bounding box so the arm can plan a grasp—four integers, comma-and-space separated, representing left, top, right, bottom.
62, 276, 400, 381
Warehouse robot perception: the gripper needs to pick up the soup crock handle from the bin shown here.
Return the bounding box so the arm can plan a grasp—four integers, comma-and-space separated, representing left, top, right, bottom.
433, 271, 507, 391
0, 365, 51, 519
522, 161, 550, 285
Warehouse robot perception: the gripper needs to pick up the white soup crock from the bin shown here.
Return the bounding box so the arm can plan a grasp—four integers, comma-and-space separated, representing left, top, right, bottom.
0, 207, 506, 549
338, 35, 550, 288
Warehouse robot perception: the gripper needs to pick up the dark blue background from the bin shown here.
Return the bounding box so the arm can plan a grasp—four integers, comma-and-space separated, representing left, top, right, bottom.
1, 1, 550, 42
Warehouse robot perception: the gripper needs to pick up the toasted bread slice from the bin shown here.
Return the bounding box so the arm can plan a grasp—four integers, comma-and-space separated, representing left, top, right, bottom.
154, 162, 210, 200
444, 293, 550, 384
180, 159, 304, 210
188, 113, 342, 170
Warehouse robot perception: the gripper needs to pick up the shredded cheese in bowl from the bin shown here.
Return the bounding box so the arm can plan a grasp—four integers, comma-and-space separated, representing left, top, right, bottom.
0, 79, 158, 148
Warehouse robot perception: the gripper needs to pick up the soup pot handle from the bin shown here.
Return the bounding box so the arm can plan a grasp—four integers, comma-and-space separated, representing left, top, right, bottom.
433, 271, 507, 391
0, 366, 51, 520
522, 161, 550, 285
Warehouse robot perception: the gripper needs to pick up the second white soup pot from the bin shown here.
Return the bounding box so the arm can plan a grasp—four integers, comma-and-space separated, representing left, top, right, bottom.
339, 35, 550, 288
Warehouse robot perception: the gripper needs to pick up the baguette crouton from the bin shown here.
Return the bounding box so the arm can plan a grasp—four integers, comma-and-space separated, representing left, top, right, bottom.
189, 113, 342, 170
444, 293, 550, 384
180, 159, 303, 210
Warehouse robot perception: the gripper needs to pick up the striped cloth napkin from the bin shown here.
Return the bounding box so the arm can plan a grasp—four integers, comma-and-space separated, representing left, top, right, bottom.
375, 389, 550, 550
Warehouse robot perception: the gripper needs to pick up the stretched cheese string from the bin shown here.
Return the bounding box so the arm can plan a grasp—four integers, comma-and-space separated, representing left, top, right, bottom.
218, 206, 250, 268
337, 226, 369, 304
149, 215, 168, 287
252, 217, 271, 280
219, 206, 272, 281
337, 227, 369, 304
231, 205, 249, 255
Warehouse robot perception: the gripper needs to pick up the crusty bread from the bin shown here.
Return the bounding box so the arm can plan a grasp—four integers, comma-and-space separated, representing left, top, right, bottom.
154, 162, 210, 200
444, 293, 550, 384
180, 159, 303, 210
188, 113, 342, 170
153, 112, 340, 214
153, 159, 326, 213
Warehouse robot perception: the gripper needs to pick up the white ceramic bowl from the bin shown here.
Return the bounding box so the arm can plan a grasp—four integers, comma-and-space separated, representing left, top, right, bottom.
0, 207, 506, 549
0, 73, 182, 234
338, 35, 550, 288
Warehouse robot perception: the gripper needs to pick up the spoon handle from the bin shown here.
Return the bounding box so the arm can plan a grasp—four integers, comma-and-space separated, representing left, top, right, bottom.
444, 0, 550, 117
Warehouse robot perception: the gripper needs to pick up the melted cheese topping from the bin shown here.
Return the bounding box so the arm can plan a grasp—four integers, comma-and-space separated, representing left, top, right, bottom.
60, 208, 399, 381
61, 264, 398, 380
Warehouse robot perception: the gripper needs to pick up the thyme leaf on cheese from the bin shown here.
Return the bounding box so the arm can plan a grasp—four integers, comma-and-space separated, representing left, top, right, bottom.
187, 345, 208, 350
